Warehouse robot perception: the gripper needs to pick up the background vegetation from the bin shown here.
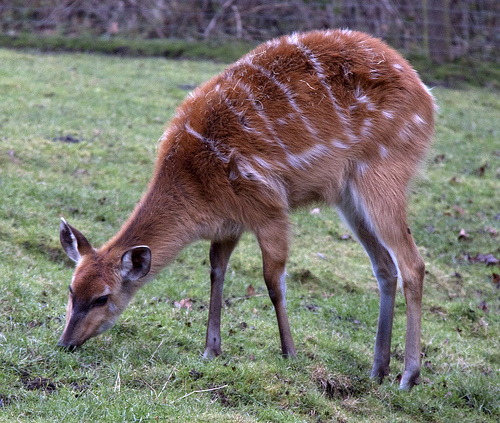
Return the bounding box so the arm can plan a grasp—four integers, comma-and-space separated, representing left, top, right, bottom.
0, 44, 499, 421
1, 0, 499, 63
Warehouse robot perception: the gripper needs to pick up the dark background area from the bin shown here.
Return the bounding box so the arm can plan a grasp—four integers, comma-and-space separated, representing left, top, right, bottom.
1, 0, 499, 64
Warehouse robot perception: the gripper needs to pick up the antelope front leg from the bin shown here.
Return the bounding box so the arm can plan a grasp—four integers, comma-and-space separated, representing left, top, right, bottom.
256, 221, 297, 357
204, 236, 240, 358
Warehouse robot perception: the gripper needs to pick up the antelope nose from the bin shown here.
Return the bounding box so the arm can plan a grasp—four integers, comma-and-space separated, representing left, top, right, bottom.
57, 339, 77, 352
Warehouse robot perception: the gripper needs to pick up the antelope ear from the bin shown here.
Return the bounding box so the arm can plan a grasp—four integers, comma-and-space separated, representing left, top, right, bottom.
60, 218, 93, 263
121, 246, 152, 281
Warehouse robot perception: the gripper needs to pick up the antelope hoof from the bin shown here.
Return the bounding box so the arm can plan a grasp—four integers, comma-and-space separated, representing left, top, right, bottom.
203, 347, 222, 359
371, 364, 390, 385
400, 370, 421, 391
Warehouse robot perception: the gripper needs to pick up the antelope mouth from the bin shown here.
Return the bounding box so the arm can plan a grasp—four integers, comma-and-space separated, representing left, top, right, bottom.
57, 341, 78, 352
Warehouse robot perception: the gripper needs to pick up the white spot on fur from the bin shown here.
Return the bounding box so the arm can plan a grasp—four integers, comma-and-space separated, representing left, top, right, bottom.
382, 110, 394, 120
236, 157, 287, 203
286, 144, 329, 169
398, 126, 412, 142
393, 63, 404, 72
185, 123, 229, 163
287, 33, 301, 45
354, 86, 370, 104
185, 123, 203, 141
360, 118, 373, 138
266, 39, 280, 49
379, 144, 388, 159
354, 86, 376, 111
357, 161, 368, 175
332, 139, 350, 149
413, 113, 425, 126
253, 155, 273, 170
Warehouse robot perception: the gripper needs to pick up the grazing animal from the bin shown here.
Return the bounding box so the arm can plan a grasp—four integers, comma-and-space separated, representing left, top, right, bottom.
58, 29, 435, 391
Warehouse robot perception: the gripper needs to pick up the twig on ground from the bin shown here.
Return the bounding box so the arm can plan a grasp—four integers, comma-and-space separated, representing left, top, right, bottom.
172, 385, 228, 403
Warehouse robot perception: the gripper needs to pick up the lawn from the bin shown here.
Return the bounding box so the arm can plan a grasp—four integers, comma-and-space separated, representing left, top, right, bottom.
0, 48, 499, 422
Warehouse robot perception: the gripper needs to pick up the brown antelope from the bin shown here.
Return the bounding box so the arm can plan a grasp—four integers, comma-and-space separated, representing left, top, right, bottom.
58, 29, 435, 390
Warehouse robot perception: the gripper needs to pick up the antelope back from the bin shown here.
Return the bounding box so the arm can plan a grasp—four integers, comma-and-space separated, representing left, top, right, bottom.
157, 29, 434, 216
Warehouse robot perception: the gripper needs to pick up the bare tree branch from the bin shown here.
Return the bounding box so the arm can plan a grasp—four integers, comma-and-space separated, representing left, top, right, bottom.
203, 0, 233, 39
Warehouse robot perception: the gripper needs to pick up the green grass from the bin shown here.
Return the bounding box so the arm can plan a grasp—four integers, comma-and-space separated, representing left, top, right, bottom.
0, 33, 255, 63
1, 48, 499, 422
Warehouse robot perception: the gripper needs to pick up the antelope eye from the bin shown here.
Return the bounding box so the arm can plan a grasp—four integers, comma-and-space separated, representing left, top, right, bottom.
94, 295, 108, 306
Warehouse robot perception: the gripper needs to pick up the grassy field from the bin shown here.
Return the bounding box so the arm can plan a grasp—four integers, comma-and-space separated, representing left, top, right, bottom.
0, 48, 499, 422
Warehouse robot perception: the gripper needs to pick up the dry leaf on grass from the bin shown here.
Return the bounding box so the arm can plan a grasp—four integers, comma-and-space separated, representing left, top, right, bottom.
174, 298, 192, 310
